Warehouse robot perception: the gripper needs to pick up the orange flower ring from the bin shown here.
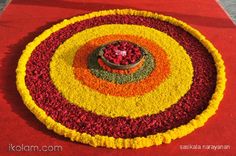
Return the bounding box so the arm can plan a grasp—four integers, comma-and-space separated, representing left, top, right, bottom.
73, 34, 170, 96
50, 24, 193, 118
16, 9, 226, 149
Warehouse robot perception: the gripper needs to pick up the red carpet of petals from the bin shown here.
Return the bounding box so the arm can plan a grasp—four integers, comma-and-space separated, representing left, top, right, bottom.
0, 0, 235, 156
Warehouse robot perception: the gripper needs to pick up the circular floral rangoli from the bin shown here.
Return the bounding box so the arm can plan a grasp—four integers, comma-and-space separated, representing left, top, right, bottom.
16, 9, 226, 149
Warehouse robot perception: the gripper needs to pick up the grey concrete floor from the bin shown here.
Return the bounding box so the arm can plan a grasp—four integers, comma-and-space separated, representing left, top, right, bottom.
0, 0, 11, 14
218, 0, 236, 25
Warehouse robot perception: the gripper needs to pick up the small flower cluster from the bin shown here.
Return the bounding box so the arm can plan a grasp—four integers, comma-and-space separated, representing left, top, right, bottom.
97, 58, 144, 74
103, 41, 142, 65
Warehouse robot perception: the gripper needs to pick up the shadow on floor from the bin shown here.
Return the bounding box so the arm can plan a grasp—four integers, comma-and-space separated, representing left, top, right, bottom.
0, 19, 78, 144
11, 0, 235, 28
11, 0, 135, 11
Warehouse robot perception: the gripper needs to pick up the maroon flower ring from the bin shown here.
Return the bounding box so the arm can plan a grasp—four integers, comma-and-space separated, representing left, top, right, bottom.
24, 15, 217, 139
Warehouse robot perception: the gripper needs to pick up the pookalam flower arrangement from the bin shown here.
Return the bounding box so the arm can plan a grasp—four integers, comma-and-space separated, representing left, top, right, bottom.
16, 9, 226, 149
99, 40, 144, 68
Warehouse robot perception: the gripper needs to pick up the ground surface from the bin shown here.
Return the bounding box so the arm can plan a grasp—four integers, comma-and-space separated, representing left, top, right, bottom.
218, 0, 236, 25
0, 0, 235, 156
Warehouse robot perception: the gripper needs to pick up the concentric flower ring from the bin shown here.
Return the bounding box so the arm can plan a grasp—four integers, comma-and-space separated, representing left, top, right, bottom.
85, 41, 156, 84
51, 26, 193, 117
16, 9, 226, 149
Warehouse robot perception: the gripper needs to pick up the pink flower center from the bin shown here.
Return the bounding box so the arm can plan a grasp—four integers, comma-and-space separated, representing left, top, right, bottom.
115, 50, 127, 56
103, 41, 142, 65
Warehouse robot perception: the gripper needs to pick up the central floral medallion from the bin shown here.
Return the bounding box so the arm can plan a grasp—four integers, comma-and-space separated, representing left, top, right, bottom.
98, 40, 146, 70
